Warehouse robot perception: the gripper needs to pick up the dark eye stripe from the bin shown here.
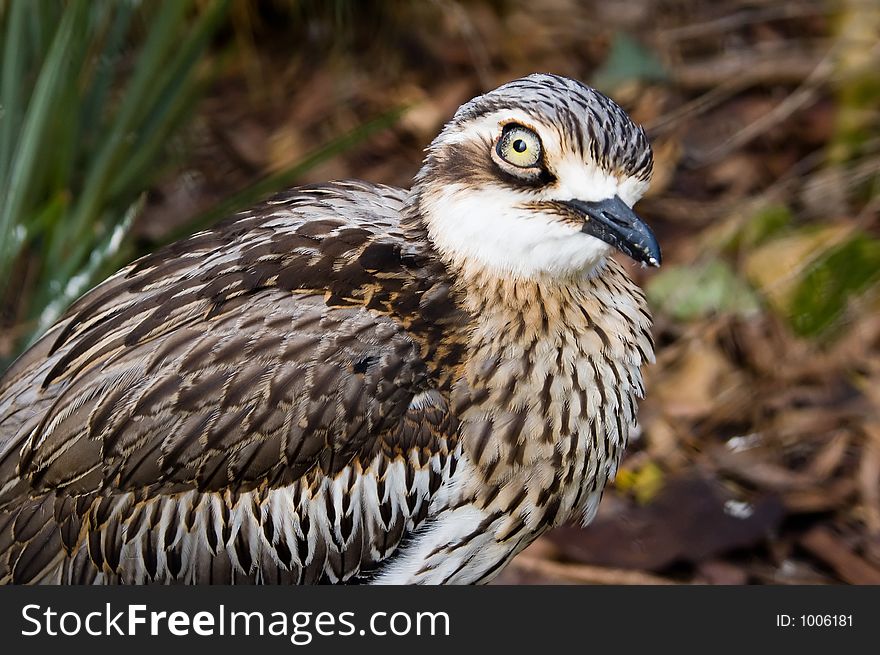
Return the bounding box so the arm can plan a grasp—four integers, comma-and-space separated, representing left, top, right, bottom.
495, 165, 557, 190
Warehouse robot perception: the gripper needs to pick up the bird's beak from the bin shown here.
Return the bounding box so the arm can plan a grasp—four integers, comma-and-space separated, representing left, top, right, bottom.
563, 196, 661, 267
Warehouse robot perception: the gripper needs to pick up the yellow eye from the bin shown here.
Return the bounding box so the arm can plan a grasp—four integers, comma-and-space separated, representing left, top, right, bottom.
497, 124, 542, 168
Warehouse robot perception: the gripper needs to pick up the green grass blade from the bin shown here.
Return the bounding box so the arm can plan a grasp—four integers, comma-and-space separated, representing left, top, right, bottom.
105, 0, 231, 204
0, 0, 88, 286
0, 0, 28, 199
78, 2, 136, 145
51, 0, 230, 290
60, 0, 192, 251
33, 196, 144, 340
105, 77, 205, 204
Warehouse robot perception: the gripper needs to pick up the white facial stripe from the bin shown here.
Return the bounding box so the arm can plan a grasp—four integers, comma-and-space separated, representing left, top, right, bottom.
548, 158, 649, 207
444, 109, 548, 146
618, 175, 650, 207
551, 157, 619, 203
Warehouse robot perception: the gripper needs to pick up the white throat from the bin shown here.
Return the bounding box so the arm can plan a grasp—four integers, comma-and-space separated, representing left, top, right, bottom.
419, 183, 614, 280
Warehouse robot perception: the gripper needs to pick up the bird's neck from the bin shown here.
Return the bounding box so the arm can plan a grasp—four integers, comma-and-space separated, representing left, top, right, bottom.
453, 261, 616, 333
450, 258, 655, 403
445, 254, 655, 516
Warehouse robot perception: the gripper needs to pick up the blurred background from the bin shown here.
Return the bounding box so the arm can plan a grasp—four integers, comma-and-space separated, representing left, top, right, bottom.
1, 0, 879, 584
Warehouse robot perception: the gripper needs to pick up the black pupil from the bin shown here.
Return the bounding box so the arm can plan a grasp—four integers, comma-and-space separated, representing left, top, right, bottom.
512, 139, 527, 153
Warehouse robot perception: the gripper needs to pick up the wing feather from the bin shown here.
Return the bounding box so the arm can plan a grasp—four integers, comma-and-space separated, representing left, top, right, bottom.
0, 183, 462, 583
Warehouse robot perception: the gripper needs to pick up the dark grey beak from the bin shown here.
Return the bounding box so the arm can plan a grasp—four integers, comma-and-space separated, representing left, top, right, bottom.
563, 196, 661, 267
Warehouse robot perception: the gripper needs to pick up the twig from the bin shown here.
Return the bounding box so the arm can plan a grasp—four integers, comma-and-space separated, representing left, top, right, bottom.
671, 48, 824, 91
657, 1, 829, 43
799, 526, 880, 584
858, 423, 880, 534
687, 48, 835, 164
647, 80, 743, 136
510, 556, 681, 585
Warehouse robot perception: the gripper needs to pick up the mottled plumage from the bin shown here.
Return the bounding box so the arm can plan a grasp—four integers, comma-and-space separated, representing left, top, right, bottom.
0, 74, 659, 584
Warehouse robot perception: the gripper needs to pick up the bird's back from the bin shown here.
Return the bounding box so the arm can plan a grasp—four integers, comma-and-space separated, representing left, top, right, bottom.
0, 181, 467, 584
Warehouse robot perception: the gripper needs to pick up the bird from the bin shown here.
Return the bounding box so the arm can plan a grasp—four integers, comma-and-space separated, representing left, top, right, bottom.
0, 73, 659, 585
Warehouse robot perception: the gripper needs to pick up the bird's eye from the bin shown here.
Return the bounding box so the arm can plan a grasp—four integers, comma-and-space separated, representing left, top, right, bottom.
496, 124, 542, 168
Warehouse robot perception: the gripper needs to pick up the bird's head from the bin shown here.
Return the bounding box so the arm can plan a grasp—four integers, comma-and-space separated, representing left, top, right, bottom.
413, 73, 660, 280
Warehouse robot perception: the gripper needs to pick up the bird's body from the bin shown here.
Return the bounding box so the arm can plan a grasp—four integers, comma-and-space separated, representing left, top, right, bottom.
0, 74, 659, 584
